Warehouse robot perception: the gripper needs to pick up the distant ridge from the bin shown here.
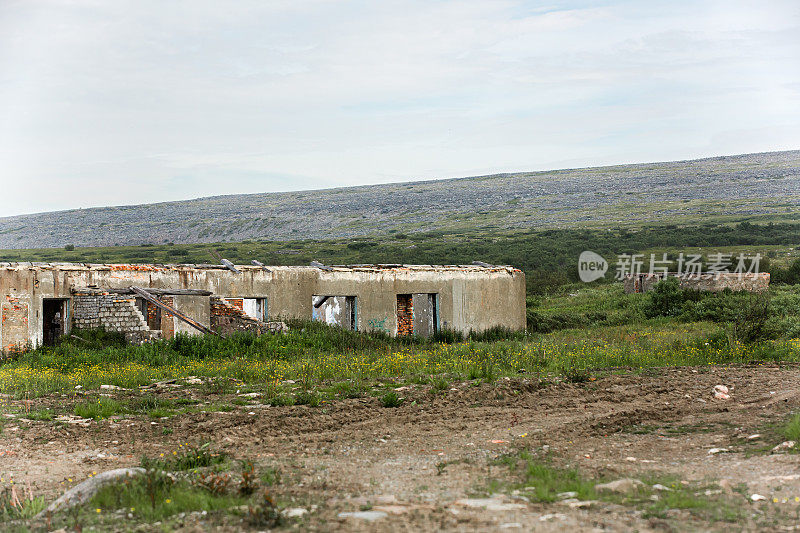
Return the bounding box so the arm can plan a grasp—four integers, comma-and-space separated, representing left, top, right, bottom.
1, 150, 799, 249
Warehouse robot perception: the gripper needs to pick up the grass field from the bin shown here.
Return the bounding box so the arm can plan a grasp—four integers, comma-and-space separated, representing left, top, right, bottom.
2, 283, 799, 401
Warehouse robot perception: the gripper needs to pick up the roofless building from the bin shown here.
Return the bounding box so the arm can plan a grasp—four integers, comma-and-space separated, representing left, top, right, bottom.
0, 263, 526, 352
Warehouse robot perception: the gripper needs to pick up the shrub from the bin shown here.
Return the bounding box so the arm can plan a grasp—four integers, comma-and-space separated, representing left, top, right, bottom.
346, 241, 376, 250
381, 391, 403, 408
643, 277, 687, 318
777, 317, 800, 339
147, 443, 227, 471
246, 489, 281, 528
558, 358, 590, 383
238, 460, 259, 495
727, 294, 777, 344
770, 258, 800, 285
294, 390, 321, 407
192, 471, 232, 496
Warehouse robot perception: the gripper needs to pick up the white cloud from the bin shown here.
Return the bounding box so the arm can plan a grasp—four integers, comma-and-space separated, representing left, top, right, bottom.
0, 0, 798, 215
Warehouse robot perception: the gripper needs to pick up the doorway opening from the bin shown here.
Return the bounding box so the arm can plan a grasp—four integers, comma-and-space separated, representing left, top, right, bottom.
396, 293, 439, 336
43, 298, 70, 346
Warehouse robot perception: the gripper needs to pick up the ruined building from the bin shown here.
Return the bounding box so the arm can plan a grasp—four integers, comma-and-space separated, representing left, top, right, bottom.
623, 272, 770, 293
0, 263, 526, 352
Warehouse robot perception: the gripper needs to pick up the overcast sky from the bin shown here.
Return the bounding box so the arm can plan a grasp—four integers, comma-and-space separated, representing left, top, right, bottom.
1, 0, 798, 216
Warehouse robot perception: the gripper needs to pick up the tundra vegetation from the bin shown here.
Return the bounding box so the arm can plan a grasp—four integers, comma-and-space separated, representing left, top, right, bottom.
0, 150, 798, 249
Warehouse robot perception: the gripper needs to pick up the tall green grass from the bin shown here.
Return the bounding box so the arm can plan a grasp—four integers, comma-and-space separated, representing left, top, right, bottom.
1, 314, 798, 397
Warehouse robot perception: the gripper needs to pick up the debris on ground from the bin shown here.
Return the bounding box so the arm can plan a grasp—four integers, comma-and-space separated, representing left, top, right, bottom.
714, 384, 731, 400
772, 441, 796, 453
338, 510, 389, 521
594, 478, 644, 493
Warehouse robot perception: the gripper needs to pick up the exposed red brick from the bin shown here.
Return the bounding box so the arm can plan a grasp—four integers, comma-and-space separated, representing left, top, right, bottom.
225, 298, 244, 310
397, 294, 413, 336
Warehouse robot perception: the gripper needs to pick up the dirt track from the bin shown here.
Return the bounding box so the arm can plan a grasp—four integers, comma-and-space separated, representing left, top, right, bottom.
4, 365, 800, 531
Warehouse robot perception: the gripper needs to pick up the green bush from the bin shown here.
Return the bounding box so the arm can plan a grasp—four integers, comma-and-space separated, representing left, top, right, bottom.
727, 294, 777, 344
294, 390, 321, 407
770, 258, 800, 285
777, 317, 800, 339
643, 278, 688, 318
146, 442, 226, 471
381, 391, 403, 408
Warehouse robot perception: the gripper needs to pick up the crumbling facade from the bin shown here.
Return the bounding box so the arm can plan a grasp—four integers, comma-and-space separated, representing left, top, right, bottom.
72, 289, 156, 344
0, 263, 526, 352
623, 272, 770, 294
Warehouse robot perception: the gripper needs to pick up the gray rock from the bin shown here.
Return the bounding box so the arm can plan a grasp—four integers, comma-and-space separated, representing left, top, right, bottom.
453, 498, 527, 511
568, 500, 596, 509
772, 441, 796, 452
594, 478, 645, 493
35, 468, 145, 519
338, 510, 388, 521
282, 507, 308, 518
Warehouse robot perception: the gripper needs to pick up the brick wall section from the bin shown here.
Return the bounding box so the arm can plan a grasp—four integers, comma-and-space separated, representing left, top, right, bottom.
397, 294, 413, 336
72, 291, 161, 344
225, 298, 244, 310
146, 302, 160, 330
210, 297, 287, 335
159, 296, 175, 340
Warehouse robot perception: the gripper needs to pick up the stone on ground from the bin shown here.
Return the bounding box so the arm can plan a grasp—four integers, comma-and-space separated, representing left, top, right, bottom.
594, 478, 645, 493
338, 510, 389, 521
453, 497, 527, 511
35, 467, 145, 519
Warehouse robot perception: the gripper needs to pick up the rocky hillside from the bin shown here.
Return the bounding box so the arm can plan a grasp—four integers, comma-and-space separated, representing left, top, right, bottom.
1, 150, 799, 249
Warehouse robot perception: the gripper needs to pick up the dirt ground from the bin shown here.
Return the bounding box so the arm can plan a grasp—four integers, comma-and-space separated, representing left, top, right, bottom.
4, 365, 800, 531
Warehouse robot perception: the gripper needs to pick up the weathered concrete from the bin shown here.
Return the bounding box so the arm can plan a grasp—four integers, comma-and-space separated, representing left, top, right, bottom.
0, 263, 526, 351
623, 272, 770, 294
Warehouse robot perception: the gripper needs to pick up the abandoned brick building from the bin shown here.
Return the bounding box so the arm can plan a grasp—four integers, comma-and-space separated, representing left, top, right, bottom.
0, 262, 526, 352
623, 272, 770, 293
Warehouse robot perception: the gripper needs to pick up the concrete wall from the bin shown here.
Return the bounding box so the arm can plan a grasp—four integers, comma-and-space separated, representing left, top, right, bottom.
172, 295, 211, 337
623, 272, 770, 293
0, 263, 526, 351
